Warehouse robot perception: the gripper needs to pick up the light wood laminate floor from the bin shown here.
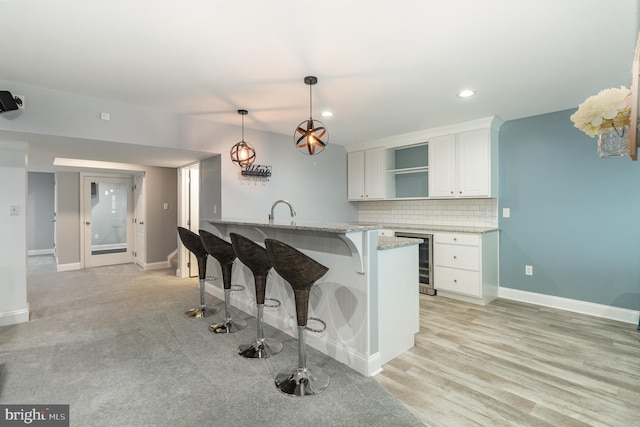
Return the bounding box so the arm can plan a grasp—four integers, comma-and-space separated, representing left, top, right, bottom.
376, 295, 640, 426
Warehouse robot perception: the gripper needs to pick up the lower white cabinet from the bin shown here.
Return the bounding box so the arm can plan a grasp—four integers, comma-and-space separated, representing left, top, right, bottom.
433, 231, 498, 305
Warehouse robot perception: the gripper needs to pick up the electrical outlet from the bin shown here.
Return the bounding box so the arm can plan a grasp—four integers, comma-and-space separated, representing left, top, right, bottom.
525, 265, 533, 276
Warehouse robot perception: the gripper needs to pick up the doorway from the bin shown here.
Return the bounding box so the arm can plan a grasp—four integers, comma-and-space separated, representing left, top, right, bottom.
133, 174, 145, 268
82, 175, 134, 268
178, 163, 199, 278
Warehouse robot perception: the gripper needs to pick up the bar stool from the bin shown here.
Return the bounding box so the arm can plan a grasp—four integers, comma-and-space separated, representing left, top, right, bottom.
230, 233, 283, 358
264, 238, 330, 396
199, 229, 247, 334
176, 227, 218, 318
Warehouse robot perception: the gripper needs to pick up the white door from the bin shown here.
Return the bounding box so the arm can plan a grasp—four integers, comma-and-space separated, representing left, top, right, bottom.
187, 166, 199, 277
178, 163, 202, 278
83, 176, 134, 268
134, 174, 146, 267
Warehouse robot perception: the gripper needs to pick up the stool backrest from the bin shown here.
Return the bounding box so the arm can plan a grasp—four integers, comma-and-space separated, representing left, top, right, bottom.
230, 233, 271, 275
230, 233, 271, 304
265, 239, 329, 327
177, 227, 207, 279
199, 229, 236, 289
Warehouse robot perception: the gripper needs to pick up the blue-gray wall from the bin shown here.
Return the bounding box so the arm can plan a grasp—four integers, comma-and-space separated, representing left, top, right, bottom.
499, 109, 640, 310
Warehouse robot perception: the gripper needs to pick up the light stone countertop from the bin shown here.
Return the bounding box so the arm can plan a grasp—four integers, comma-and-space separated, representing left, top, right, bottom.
363, 222, 499, 234
203, 218, 382, 233
377, 236, 423, 250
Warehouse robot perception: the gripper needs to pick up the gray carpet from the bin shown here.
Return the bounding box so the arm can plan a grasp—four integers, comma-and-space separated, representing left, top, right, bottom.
0, 256, 422, 427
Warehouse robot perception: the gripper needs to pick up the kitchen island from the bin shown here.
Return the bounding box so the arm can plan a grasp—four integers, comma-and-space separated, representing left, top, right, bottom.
200, 218, 421, 377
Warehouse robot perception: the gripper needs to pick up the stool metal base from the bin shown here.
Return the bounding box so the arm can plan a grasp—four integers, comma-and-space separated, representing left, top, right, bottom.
184, 306, 219, 318
239, 338, 283, 359
209, 318, 248, 334
275, 366, 330, 396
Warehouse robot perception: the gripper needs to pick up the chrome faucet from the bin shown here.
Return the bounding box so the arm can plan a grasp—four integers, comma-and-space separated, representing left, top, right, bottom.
269, 199, 296, 221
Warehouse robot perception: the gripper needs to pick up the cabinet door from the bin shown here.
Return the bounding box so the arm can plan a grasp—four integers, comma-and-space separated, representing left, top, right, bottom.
364, 147, 385, 199
428, 134, 456, 198
347, 151, 365, 200
457, 129, 489, 197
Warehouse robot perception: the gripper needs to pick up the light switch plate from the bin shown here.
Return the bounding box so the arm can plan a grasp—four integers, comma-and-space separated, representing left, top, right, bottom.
9, 205, 20, 216
502, 207, 510, 218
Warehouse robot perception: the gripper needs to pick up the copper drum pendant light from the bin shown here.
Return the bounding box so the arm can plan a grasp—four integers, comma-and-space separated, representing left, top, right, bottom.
294, 76, 328, 155
230, 109, 256, 168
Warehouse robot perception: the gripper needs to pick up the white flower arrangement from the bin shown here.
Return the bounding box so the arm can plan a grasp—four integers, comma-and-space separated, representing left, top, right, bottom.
570, 86, 631, 137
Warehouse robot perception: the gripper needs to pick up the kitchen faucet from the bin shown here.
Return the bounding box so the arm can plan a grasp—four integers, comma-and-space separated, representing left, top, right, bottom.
269, 199, 296, 221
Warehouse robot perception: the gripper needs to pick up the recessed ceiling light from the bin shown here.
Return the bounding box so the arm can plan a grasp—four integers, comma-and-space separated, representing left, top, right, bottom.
457, 89, 475, 98
321, 111, 333, 117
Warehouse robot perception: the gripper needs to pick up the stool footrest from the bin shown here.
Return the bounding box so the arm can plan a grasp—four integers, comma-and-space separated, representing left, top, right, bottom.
230, 284, 245, 292
305, 317, 326, 333
264, 297, 281, 308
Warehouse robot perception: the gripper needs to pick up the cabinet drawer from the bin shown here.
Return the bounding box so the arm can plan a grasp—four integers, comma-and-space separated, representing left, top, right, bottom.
434, 243, 480, 270
434, 233, 480, 246
434, 266, 481, 297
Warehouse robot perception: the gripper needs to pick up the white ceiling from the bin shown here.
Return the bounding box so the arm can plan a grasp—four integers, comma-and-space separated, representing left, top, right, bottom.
1, 0, 639, 169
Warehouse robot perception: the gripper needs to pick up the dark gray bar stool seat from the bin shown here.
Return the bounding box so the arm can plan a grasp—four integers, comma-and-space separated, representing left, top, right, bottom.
199, 229, 247, 334
177, 227, 218, 318
231, 233, 283, 358
265, 238, 330, 396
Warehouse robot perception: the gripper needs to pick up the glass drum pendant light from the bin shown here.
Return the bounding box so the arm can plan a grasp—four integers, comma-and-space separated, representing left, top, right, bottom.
230, 109, 256, 168
294, 76, 328, 155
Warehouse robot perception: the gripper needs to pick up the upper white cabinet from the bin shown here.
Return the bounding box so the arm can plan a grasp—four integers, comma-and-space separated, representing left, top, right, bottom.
348, 147, 385, 200
347, 116, 501, 201
429, 129, 495, 198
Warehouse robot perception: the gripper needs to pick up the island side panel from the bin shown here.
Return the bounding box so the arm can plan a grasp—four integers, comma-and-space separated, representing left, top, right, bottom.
200, 222, 380, 376
377, 243, 420, 367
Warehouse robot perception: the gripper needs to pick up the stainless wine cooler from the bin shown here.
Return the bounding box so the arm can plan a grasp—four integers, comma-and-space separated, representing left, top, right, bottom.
394, 232, 435, 295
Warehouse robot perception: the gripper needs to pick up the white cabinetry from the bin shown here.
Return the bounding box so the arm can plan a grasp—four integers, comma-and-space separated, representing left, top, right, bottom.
433, 231, 498, 305
348, 147, 385, 200
429, 129, 494, 198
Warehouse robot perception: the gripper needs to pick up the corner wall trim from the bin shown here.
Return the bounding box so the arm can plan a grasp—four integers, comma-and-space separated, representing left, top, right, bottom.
499, 287, 640, 325
28, 249, 55, 256
57, 262, 82, 272
0, 308, 30, 327
143, 261, 170, 271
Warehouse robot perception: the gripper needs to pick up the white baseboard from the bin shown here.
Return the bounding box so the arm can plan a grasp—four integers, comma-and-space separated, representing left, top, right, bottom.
143, 261, 170, 271
0, 308, 30, 326
57, 262, 81, 272
204, 282, 383, 376
499, 287, 640, 325
28, 249, 55, 256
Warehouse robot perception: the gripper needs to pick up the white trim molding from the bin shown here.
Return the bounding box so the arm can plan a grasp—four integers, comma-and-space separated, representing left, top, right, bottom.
143, 261, 170, 271
499, 287, 640, 325
0, 308, 30, 326
57, 262, 82, 272
28, 249, 55, 256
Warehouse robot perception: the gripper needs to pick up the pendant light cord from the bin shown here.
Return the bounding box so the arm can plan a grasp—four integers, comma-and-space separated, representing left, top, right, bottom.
309, 83, 313, 121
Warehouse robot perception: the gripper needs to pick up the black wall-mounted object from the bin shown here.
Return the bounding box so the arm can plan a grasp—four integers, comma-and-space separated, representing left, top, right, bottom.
0, 91, 20, 112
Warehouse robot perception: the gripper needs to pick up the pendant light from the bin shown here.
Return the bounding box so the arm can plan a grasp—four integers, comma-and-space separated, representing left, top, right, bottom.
294, 76, 328, 155
230, 109, 256, 168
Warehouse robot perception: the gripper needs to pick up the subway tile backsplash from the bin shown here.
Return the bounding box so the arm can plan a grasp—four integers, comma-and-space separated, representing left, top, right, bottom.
357, 198, 498, 228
